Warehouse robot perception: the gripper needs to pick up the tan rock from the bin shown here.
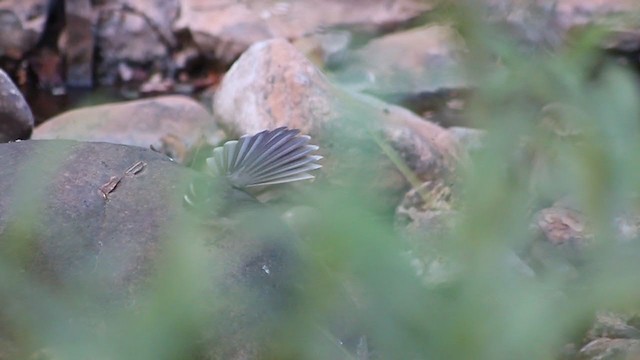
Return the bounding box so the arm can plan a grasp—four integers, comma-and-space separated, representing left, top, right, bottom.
214, 39, 335, 135
33, 95, 220, 163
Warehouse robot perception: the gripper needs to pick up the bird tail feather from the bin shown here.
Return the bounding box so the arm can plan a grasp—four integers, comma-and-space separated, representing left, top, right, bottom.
206, 127, 322, 188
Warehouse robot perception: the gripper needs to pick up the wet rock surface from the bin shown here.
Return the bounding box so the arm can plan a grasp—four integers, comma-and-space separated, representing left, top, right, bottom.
0, 68, 34, 142
32, 95, 220, 163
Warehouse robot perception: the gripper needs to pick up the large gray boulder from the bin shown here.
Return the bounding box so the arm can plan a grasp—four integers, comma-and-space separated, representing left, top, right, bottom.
0, 140, 195, 290
0, 140, 295, 358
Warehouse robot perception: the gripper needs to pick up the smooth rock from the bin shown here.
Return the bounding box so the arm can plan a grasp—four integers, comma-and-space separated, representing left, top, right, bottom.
0, 68, 34, 142
33, 95, 219, 163
213, 39, 335, 135
213, 39, 464, 190
330, 25, 468, 99
0, 141, 196, 357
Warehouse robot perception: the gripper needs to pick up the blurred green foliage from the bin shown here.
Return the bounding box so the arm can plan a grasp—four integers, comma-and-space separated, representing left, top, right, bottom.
3, 1, 640, 359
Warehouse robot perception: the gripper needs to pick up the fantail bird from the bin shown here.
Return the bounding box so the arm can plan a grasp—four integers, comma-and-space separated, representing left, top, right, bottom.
182, 126, 323, 278
183, 126, 322, 218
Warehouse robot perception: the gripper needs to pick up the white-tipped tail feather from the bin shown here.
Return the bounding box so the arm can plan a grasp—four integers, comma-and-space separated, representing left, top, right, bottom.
206, 127, 322, 188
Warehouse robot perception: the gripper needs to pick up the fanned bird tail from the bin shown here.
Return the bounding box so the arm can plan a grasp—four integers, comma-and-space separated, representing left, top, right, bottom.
205, 127, 322, 189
